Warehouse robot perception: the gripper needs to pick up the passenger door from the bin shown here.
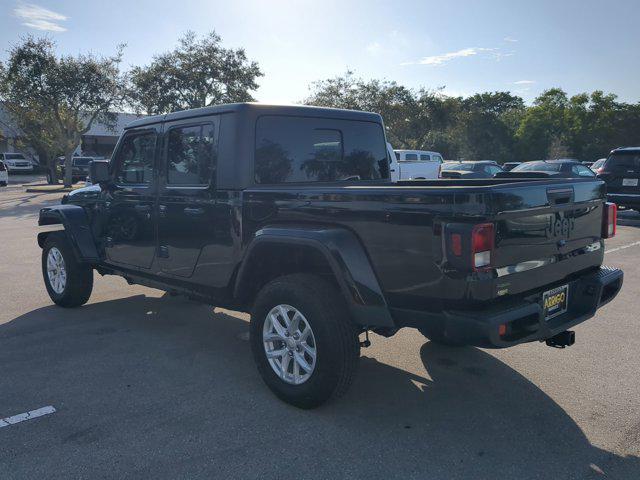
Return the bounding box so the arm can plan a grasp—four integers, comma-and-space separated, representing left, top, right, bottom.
103, 126, 160, 269
157, 119, 219, 278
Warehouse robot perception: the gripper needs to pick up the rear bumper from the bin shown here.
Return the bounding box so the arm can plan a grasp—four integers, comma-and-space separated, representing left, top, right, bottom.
608, 193, 640, 208
392, 266, 623, 348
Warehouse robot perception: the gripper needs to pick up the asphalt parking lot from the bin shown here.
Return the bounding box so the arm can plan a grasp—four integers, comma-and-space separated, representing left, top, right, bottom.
1, 188, 639, 480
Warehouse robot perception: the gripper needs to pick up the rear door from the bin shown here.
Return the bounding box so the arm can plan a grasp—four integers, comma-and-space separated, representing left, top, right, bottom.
156, 118, 219, 278
599, 151, 640, 194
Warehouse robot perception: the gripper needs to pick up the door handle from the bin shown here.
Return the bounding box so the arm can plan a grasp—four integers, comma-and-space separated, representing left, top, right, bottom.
183, 207, 205, 216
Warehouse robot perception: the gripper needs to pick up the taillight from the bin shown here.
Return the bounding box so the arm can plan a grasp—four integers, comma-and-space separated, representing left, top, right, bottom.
602, 202, 617, 238
471, 223, 494, 270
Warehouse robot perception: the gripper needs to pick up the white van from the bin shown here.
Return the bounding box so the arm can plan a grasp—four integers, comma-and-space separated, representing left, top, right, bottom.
389, 149, 443, 181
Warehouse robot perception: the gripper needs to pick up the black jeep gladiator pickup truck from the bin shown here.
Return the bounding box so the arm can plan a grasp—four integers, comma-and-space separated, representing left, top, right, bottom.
38, 103, 623, 408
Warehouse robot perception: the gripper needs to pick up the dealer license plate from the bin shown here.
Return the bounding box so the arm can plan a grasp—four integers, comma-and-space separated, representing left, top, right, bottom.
543, 284, 569, 321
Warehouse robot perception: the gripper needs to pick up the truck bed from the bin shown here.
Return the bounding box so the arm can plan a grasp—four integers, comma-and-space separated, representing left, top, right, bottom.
243, 177, 607, 311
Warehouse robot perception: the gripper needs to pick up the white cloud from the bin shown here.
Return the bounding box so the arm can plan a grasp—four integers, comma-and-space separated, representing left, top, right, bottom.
504, 36, 518, 43
402, 47, 499, 66
366, 41, 382, 56
14, 3, 68, 32
514, 80, 535, 85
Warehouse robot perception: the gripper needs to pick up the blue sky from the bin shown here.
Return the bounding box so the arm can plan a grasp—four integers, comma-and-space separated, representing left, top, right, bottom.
1, 0, 639, 104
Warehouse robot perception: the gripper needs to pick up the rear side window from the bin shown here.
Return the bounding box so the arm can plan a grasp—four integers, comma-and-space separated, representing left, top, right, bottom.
404, 153, 418, 161
606, 152, 640, 171
255, 116, 388, 183
419, 154, 431, 161
114, 130, 157, 185
166, 122, 218, 186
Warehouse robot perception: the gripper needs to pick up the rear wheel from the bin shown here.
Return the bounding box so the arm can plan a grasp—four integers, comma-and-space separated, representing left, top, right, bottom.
42, 233, 93, 307
250, 274, 360, 409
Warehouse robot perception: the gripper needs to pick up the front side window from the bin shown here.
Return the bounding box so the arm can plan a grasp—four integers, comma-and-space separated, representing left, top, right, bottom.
433, 155, 443, 163
419, 154, 431, 161
166, 122, 218, 186
114, 130, 157, 184
255, 116, 388, 183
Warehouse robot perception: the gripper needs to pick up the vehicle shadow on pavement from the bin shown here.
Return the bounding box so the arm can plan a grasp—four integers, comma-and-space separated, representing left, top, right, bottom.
1, 294, 638, 480
617, 209, 640, 228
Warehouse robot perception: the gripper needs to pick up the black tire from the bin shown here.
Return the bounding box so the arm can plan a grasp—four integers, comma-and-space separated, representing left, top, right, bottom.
42, 233, 93, 308
417, 327, 466, 347
0, 181, 6, 187
250, 274, 360, 409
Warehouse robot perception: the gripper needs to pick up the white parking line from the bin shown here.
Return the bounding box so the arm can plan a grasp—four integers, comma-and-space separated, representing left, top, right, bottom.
0, 405, 56, 428
605, 241, 640, 255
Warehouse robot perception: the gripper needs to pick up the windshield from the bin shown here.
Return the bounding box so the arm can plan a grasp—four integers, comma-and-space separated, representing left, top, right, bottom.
4, 153, 26, 160
442, 162, 475, 171
513, 161, 561, 172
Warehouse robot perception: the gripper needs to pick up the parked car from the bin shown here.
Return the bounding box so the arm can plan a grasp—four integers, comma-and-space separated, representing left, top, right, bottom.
389, 149, 443, 180
502, 162, 521, 171
37, 103, 622, 408
0, 160, 8, 186
510, 159, 595, 178
440, 160, 504, 178
590, 158, 606, 173
0, 152, 34, 173
56, 156, 97, 183
597, 147, 640, 211
582, 161, 594, 168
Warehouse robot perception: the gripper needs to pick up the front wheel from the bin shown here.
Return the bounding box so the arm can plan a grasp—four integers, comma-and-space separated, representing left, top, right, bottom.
42, 233, 94, 307
250, 274, 360, 409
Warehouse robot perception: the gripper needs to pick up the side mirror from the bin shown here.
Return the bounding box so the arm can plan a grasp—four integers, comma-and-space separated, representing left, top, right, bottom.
89, 160, 110, 184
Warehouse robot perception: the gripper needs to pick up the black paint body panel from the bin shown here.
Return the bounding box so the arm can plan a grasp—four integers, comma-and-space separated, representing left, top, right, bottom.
37, 103, 621, 342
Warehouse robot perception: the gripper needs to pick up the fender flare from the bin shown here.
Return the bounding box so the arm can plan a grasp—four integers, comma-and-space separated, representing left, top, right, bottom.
234, 225, 395, 328
38, 205, 100, 263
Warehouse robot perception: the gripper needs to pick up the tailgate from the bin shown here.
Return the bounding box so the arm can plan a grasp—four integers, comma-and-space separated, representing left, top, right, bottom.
489, 179, 605, 292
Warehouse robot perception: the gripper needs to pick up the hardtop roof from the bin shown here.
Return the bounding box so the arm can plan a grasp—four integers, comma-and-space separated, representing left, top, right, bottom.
125, 103, 383, 130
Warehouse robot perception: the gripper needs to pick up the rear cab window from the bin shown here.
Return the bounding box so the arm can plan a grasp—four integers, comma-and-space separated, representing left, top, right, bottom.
254, 116, 388, 183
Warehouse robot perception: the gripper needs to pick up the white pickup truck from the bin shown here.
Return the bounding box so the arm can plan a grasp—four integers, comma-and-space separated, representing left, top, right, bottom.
387, 146, 443, 181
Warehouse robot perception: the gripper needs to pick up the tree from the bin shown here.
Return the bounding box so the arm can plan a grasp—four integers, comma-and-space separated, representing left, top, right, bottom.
0, 37, 127, 186
304, 71, 422, 149
515, 88, 570, 160
129, 31, 263, 115
8, 103, 63, 183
